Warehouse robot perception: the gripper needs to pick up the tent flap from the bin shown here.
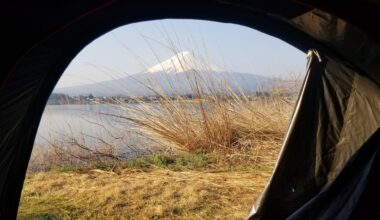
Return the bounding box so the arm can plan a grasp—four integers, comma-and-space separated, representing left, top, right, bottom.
288, 128, 380, 219
249, 50, 380, 219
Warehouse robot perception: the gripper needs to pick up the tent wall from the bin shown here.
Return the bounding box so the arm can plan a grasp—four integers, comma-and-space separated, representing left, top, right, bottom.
1, 1, 379, 219
288, 128, 380, 219
290, 9, 380, 84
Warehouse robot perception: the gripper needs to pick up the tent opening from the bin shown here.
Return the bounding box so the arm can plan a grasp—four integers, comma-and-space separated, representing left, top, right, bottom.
18, 19, 307, 219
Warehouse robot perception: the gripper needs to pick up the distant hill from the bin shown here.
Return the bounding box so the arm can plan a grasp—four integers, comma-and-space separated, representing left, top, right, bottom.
54, 71, 272, 97
54, 51, 274, 97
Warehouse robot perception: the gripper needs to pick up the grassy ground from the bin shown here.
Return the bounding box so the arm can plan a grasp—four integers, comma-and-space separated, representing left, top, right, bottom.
20, 93, 291, 219
20, 92, 291, 219
18, 155, 273, 220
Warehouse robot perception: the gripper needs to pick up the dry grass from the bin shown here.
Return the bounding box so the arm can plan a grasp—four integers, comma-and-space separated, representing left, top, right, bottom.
28, 50, 298, 171
107, 51, 297, 167
113, 97, 291, 173
18, 168, 271, 220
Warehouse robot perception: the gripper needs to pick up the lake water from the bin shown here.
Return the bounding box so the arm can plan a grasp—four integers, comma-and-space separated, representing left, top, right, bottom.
35, 104, 155, 157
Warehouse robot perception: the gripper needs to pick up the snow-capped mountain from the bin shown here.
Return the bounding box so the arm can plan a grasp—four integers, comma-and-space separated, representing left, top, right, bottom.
146, 51, 221, 74
147, 51, 192, 74
54, 51, 272, 97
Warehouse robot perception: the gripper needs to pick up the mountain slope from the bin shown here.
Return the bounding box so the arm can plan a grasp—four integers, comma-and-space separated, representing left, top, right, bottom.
54, 51, 272, 96
54, 70, 271, 97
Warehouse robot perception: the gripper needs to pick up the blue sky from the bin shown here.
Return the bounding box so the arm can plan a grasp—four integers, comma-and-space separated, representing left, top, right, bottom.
56, 19, 306, 88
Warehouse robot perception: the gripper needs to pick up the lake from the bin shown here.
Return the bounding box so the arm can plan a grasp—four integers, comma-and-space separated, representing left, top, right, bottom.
34, 104, 156, 158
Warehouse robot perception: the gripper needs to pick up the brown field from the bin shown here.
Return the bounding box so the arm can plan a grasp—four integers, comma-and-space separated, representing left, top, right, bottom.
18, 166, 273, 220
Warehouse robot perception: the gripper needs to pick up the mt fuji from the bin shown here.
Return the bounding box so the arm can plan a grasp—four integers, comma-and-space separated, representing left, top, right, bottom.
146, 51, 221, 74
54, 51, 272, 97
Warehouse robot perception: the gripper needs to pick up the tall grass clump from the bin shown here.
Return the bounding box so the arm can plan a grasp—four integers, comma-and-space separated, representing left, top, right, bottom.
109, 49, 297, 166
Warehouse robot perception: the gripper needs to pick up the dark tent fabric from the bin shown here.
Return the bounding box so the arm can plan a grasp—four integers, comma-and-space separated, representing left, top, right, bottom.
248, 50, 380, 219
1, 1, 380, 219
287, 128, 380, 220
290, 9, 380, 84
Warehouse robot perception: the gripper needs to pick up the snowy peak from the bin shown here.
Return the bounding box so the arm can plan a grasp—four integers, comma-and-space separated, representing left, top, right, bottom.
146, 51, 193, 74
146, 51, 220, 74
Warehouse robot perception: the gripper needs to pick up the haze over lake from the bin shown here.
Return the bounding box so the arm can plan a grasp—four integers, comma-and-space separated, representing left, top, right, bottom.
35, 104, 157, 158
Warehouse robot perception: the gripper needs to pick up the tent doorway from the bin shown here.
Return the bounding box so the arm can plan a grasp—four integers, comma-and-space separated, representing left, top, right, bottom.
19, 19, 306, 219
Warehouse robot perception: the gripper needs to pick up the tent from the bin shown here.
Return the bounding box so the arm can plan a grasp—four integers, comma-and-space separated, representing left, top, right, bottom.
1, 1, 379, 219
